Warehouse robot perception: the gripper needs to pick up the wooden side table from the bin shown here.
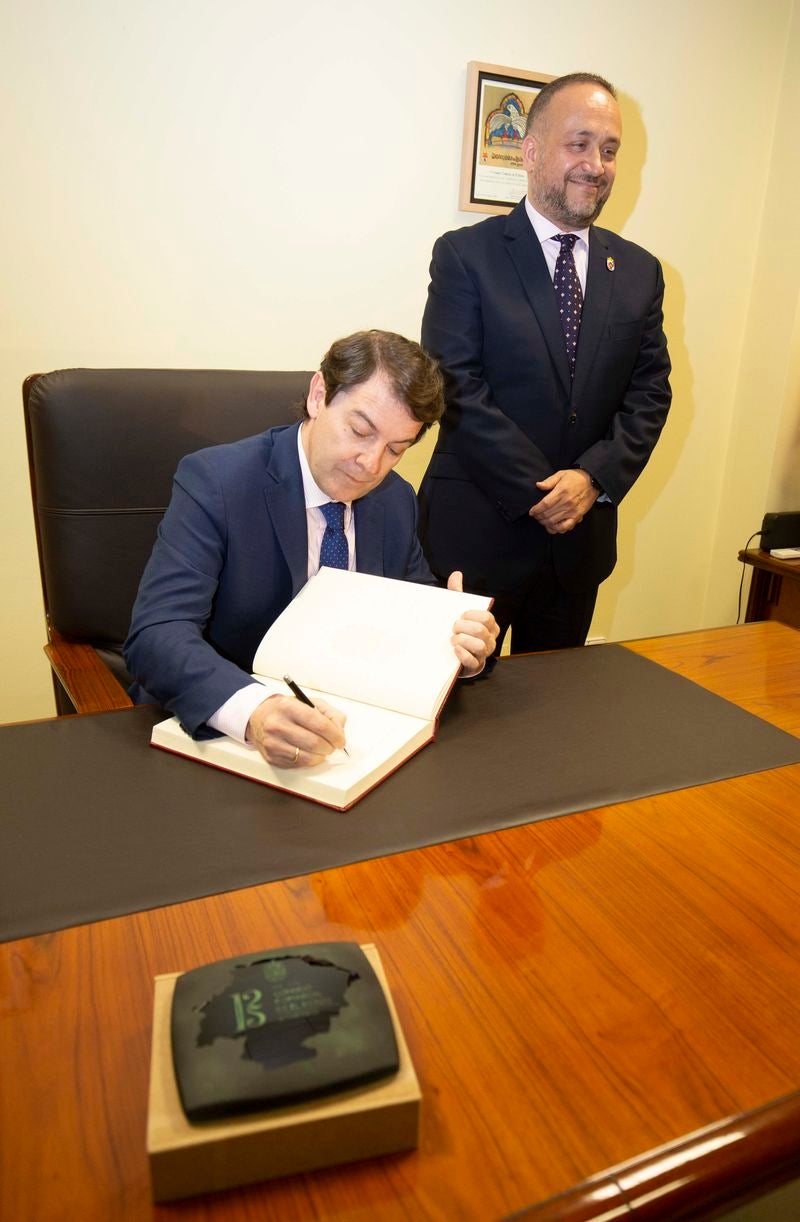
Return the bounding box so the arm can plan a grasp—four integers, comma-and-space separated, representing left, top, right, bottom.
739, 548, 800, 629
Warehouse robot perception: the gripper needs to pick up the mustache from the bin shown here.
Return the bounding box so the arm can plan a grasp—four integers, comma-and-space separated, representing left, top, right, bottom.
568, 173, 606, 185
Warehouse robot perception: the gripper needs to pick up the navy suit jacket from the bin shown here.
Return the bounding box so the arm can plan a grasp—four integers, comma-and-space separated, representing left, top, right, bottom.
419, 199, 672, 596
124, 422, 432, 736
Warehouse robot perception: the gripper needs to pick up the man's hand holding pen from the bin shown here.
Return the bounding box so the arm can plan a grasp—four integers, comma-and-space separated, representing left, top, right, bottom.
246, 694, 347, 769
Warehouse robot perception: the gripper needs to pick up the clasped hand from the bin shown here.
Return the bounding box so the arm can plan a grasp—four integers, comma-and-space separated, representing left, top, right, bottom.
529, 468, 599, 534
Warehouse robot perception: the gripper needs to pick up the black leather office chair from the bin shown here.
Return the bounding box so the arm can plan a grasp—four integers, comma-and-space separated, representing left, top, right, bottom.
24, 368, 313, 715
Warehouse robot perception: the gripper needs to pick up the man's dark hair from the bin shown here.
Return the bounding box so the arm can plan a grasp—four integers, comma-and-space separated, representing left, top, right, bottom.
525, 72, 617, 137
303, 329, 444, 437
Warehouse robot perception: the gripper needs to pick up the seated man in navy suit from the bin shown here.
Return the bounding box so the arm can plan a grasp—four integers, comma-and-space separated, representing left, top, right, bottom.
125, 330, 499, 769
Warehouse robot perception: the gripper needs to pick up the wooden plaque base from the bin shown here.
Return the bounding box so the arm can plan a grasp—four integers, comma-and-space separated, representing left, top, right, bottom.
147, 943, 420, 1202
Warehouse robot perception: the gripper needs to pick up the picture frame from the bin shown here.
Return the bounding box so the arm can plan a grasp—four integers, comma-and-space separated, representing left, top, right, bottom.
459, 61, 554, 215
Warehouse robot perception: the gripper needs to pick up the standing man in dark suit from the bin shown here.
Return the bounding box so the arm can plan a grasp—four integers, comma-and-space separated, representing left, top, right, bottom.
418, 72, 672, 653
125, 330, 498, 768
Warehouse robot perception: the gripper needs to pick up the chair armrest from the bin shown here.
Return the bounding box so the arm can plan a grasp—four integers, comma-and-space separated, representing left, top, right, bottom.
45, 630, 134, 714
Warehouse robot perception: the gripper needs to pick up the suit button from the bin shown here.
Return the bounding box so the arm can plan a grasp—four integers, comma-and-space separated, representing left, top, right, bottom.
568, 412, 578, 425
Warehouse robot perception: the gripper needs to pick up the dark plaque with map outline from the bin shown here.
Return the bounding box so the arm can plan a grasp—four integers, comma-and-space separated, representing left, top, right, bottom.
170, 942, 400, 1122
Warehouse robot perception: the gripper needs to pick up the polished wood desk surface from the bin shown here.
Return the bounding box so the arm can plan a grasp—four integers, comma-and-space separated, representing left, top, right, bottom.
2, 622, 799, 1222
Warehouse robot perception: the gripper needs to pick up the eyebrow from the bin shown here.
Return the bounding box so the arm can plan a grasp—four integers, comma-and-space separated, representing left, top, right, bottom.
571, 127, 620, 146
351, 408, 419, 446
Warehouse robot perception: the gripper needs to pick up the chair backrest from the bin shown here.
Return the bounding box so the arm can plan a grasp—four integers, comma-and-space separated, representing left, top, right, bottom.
24, 368, 313, 656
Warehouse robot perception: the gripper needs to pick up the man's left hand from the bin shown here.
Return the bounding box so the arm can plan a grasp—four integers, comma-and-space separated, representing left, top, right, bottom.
529, 469, 599, 534
447, 571, 500, 675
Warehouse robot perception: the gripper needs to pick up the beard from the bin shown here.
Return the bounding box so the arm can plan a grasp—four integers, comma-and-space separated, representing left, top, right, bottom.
534, 173, 610, 229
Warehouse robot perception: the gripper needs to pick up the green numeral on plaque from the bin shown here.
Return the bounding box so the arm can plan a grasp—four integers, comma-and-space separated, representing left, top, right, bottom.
231, 988, 267, 1032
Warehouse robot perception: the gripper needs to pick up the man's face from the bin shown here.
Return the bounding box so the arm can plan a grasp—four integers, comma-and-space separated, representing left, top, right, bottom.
522, 84, 621, 230
301, 370, 422, 503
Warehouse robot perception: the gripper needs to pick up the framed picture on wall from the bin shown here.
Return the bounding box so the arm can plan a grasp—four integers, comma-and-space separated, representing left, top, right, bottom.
460, 61, 554, 215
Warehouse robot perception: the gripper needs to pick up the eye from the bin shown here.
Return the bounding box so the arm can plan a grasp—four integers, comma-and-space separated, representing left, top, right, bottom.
350, 425, 368, 439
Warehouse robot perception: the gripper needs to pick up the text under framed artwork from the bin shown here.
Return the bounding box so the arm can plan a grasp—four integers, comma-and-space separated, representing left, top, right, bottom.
460, 61, 554, 215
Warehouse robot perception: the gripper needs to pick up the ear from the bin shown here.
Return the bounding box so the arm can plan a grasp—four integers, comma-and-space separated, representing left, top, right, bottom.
521, 134, 537, 174
306, 371, 326, 419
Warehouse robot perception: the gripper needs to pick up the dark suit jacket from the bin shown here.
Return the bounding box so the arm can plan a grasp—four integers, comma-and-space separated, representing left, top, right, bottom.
419, 199, 672, 596
124, 422, 432, 736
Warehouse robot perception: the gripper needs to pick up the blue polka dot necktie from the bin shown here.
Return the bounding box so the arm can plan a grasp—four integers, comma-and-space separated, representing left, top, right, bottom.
553, 233, 583, 379
319, 501, 349, 570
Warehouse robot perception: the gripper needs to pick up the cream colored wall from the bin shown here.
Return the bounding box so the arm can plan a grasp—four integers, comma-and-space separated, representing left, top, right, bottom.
702, 0, 800, 624
1, 0, 796, 723
760, 3, 800, 520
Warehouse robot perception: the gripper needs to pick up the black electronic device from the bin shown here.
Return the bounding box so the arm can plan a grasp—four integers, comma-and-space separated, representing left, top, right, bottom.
760, 512, 800, 551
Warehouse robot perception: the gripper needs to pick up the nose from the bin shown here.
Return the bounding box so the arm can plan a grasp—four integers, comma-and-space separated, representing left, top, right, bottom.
582, 145, 604, 176
357, 442, 384, 475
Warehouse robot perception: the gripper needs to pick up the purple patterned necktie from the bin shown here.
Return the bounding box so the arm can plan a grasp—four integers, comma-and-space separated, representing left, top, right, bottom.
553, 233, 583, 378
319, 501, 349, 570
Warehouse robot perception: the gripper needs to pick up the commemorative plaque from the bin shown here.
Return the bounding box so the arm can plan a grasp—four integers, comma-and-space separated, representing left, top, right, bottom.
147, 942, 420, 1200
170, 942, 400, 1122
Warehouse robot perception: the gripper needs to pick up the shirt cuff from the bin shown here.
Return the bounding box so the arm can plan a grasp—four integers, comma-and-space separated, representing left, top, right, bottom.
207, 682, 274, 742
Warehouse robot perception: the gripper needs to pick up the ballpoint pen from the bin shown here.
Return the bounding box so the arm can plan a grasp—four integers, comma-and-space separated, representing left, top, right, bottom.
283, 674, 350, 756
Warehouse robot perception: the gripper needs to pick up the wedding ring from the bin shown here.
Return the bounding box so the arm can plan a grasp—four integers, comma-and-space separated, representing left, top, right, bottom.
292, 745, 300, 766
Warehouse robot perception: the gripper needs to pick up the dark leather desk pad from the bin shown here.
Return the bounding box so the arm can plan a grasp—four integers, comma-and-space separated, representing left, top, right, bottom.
3, 646, 799, 943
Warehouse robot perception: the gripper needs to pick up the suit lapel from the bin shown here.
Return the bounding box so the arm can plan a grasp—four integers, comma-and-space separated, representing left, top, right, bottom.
263, 423, 389, 584
504, 200, 572, 396
263, 423, 309, 597
573, 227, 614, 405
352, 491, 385, 576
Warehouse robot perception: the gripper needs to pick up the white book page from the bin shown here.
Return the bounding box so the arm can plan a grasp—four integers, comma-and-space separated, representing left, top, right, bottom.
152, 688, 430, 804
251, 568, 491, 721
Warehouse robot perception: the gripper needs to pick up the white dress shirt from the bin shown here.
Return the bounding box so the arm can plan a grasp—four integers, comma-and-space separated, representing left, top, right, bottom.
207, 423, 355, 742
524, 198, 589, 292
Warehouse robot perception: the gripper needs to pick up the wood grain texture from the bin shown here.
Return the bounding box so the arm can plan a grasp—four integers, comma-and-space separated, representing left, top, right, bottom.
623, 620, 800, 735
2, 623, 799, 1221
511, 1091, 800, 1220
738, 550, 800, 631
739, 548, 800, 582
45, 629, 133, 714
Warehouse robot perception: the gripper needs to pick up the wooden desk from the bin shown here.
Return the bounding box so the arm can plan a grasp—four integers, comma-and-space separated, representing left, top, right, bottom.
740, 547, 800, 630
2, 623, 799, 1221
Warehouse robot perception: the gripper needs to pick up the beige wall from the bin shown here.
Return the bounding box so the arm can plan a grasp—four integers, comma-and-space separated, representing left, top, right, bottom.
2, 0, 798, 722
703, 0, 800, 622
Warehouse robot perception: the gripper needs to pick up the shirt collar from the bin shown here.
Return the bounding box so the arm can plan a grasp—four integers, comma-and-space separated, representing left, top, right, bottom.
296, 421, 352, 511
524, 197, 590, 250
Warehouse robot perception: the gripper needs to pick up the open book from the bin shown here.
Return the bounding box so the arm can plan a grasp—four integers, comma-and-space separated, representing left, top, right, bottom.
150, 568, 492, 810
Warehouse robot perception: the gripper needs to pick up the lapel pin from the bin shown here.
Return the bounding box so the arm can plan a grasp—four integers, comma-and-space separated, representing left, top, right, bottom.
607, 256, 615, 272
